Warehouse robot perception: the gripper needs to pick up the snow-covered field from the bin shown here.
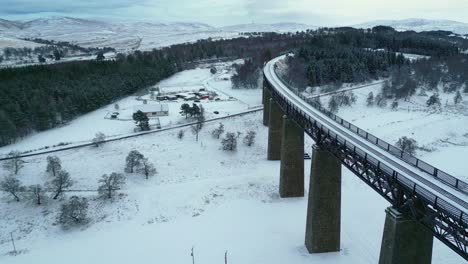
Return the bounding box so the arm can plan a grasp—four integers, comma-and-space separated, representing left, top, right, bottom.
0, 110, 463, 263
0, 60, 261, 155
0, 62, 467, 263
0, 17, 317, 54
318, 83, 468, 181
0, 37, 43, 49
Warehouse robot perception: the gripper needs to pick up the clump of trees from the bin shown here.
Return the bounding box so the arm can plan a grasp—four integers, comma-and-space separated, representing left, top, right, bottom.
58, 196, 89, 228
124, 150, 156, 179
231, 59, 261, 89
98, 173, 125, 199
92, 132, 106, 147
133, 111, 150, 131
243, 131, 256, 146
396, 136, 418, 155
180, 103, 202, 119
137, 158, 157, 180
211, 123, 225, 139
0, 176, 25, 201
222, 132, 237, 151
426, 93, 441, 107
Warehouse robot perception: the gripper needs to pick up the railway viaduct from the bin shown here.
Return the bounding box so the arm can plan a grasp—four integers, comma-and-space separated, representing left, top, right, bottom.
262, 56, 468, 264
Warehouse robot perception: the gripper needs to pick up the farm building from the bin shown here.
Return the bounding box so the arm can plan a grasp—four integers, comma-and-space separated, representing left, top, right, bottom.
133, 104, 169, 117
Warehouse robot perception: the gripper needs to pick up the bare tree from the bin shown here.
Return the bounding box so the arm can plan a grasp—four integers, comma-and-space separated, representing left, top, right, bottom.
59, 196, 89, 227
92, 132, 106, 147
2, 151, 25, 175
211, 123, 225, 139
27, 184, 46, 205
454, 91, 463, 104
366, 92, 374, 106
46, 156, 62, 177
177, 129, 185, 140
396, 136, 418, 155
222, 132, 237, 151
98, 173, 125, 199
0, 177, 25, 201
243, 130, 256, 146
191, 122, 203, 142
375, 93, 387, 108
137, 158, 157, 179
48, 170, 73, 200
125, 150, 145, 173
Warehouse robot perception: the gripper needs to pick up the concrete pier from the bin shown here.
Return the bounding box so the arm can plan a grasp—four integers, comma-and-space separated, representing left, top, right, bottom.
305, 145, 342, 253
279, 115, 304, 197
263, 87, 271, 126
378, 207, 433, 264
267, 98, 283, 160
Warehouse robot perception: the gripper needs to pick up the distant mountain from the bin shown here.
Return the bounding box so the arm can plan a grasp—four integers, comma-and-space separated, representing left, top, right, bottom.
221, 22, 314, 33
0, 16, 318, 51
354, 18, 468, 35
0, 18, 23, 31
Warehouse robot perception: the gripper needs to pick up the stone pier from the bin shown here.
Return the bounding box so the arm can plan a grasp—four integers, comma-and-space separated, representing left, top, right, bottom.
378, 207, 433, 264
263, 87, 271, 126
279, 115, 304, 197
267, 98, 283, 160
305, 145, 342, 253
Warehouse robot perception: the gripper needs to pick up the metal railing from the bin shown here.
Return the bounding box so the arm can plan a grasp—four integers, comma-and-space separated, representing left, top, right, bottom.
264, 67, 468, 259
274, 67, 468, 195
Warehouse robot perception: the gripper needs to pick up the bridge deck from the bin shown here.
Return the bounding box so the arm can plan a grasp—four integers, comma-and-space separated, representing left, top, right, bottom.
264, 56, 468, 214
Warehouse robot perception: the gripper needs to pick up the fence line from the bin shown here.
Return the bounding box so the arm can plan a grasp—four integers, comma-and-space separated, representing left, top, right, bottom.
0, 108, 262, 161
274, 66, 468, 194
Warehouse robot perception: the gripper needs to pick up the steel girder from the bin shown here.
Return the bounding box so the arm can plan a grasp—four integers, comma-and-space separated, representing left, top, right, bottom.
264, 78, 468, 260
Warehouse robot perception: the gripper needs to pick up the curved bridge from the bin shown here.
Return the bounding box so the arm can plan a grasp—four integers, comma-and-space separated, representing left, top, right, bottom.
262, 56, 468, 263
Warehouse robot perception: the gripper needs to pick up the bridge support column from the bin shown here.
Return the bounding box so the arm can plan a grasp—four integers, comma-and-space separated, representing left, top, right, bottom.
305, 145, 341, 253
267, 98, 283, 160
279, 115, 304, 197
262, 87, 271, 126
378, 207, 433, 264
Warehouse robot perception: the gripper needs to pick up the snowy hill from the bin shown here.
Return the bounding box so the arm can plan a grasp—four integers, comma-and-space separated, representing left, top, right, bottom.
0, 17, 316, 52
0, 19, 23, 31
354, 18, 468, 35
221, 22, 315, 33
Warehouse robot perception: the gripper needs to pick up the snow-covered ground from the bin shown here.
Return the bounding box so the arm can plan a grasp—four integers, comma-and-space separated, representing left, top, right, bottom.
0, 17, 317, 54
319, 83, 468, 181
354, 18, 468, 35
0, 110, 463, 263
0, 60, 262, 155
1, 61, 467, 263
0, 37, 43, 49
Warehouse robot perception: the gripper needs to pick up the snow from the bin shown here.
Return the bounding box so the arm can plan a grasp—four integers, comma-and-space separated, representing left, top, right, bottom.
0, 17, 318, 53
319, 84, 468, 183
0, 37, 43, 49
0, 110, 463, 263
0, 59, 466, 264
266, 57, 468, 210
354, 18, 468, 35
0, 60, 261, 156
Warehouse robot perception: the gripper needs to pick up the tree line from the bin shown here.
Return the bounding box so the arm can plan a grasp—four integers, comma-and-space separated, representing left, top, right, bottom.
2, 27, 466, 146
0, 32, 315, 146
280, 26, 466, 90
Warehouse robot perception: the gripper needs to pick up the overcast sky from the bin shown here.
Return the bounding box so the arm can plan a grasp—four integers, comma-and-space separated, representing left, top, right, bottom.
1, 0, 467, 26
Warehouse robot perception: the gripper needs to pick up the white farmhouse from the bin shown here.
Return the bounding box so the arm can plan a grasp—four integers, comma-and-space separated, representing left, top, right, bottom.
133, 104, 169, 117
